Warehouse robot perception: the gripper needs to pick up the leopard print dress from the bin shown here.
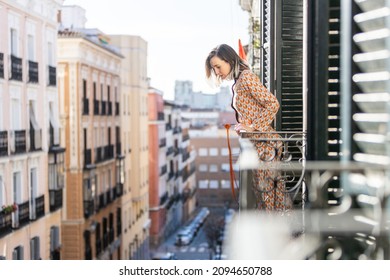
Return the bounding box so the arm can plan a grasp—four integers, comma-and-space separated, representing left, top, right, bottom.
233, 70, 291, 213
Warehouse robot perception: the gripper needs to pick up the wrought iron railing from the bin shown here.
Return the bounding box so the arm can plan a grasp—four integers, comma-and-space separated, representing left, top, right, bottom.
28, 60, 39, 83
231, 134, 390, 259
238, 131, 307, 210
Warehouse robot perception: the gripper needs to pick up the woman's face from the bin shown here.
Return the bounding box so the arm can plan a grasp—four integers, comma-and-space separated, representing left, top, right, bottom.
210, 56, 231, 80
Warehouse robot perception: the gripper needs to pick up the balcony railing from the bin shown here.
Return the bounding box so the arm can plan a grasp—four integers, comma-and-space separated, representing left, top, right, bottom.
0, 131, 8, 156
108, 101, 112, 115
238, 131, 306, 210
49, 189, 63, 212
0, 211, 12, 237
84, 200, 94, 218
93, 100, 99, 115
30, 194, 45, 220
232, 131, 390, 260
115, 183, 123, 197
115, 102, 119, 115
10, 130, 27, 154
12, 201, 29, 229
48, 65, 56, 86
28, 60, 39, 83
101, 101, 106, 115
83, 98, 90, 115
84, 149, 92, 166
10, 55, 22, 81
0, 53, 4, 78
29, 129, 42, 151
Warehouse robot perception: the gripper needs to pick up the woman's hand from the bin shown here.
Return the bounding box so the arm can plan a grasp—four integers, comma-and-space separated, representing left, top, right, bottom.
234, 123, 256, 134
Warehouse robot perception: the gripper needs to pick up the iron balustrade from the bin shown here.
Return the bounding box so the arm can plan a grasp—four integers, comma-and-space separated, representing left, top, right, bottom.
49, 189, 63, 212
0, 53, 4, 78
0, 211, 12, 236
0, 131, 8, 156
28, 60, 39, 83
11, 130, 27, 154
234, 133, 390, 259
10, 55, 22, 81
48, 65, 56, 86
238, 131, 307, 211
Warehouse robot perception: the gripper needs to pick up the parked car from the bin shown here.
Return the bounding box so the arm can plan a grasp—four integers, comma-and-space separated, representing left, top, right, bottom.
175, 232, 192, 246
151, 252, 177, 260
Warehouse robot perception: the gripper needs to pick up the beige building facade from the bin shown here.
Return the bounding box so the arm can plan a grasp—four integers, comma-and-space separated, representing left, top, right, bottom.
0, 0, 65, 260
109, 35, 150, 260
57, 25, 123, 259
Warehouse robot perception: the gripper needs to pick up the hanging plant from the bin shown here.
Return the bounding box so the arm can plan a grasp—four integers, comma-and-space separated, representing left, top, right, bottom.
1, 203, 18, 215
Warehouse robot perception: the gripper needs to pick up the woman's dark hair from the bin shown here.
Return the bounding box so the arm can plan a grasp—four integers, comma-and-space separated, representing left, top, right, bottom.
205, 44, 249, 81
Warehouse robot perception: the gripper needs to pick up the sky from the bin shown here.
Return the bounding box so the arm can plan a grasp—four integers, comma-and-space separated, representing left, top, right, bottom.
62, 0, 250, 100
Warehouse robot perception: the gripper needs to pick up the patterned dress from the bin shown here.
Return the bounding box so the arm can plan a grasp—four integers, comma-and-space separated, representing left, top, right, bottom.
233, 70, 291, 213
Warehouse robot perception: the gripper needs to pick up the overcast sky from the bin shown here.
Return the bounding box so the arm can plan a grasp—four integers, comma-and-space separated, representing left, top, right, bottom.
62, 0, 250, 100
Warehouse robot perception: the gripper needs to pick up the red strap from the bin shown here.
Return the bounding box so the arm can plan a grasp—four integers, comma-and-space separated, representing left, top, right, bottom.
224, 124, 239, 205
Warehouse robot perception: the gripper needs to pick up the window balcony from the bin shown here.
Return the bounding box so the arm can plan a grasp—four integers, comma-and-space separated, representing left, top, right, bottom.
49, 189, 63, 212
108, 101, 112, 115
48, 65, 56, 86
84, 149, 92, 166
115, 183, 123, 197
83, 98, 90, 115
30, 194, 45, 221
0, 131, 8, 156
29, 128, 42, 152
93, 100, 99, 115
28, 60, 39, 83
12, 201, 29, 229
10, 130, 27, 155
10, 55, 22, 81
0, 211, 12, 237
101, 101, 106, 115
83, 200, 94, 219
0, 53, 4, 79
99, 192, 107, 209
115, 102, 120, 115
232, 131, 390, 259
237, 131, 306, 210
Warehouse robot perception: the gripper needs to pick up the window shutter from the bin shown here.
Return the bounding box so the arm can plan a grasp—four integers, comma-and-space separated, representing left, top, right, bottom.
260, 0, 273, 89
275, 0, 304, 132
352, 1, 390, 165
307, 1, 342, 161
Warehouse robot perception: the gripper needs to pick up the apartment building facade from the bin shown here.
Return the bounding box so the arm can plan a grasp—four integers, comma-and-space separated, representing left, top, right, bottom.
164, 102, 197, 224
0, 0, 64, 260
190, 127, 239, 209
57, 23, 123, 259
147, 87, 167, 247
108, 35, 150, 260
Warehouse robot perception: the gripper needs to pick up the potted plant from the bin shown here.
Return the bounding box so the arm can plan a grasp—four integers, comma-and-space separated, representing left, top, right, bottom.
1, 203, 18, 215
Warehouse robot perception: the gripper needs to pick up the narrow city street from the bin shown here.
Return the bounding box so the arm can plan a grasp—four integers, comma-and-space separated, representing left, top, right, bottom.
152, 208, 227, 260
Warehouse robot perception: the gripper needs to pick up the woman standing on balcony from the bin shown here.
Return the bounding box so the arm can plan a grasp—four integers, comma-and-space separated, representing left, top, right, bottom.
205, 44, 291, 213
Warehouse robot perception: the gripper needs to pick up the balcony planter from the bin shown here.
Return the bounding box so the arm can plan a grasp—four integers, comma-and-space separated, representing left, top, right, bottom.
1, 203, 17, 215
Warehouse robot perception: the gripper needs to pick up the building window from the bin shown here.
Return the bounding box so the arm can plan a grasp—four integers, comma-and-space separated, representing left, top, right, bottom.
221, 180, 230, 189
209, 164, 218, 172
221, 148, 229, 156
209, 148, 218, 156
0, 175, 4, 207
232, 147, 240, 155
198, 180, 208, 189
29, 167, 38, 220
12, 246, 24, 260
198, 164, 207, 172
221, 163, 230, 172
10, 28, 18, 55
209, 180, 219, 189
198, 148, 208, 156
50, 226, 61, 260
30, 236, 40, 260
